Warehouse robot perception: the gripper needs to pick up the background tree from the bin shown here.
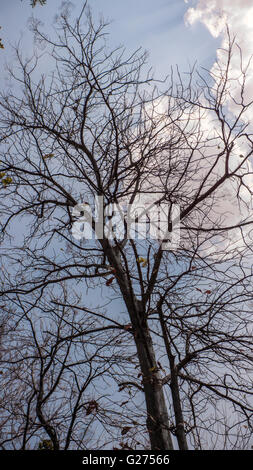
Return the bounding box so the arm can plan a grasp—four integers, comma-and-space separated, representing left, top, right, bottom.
0, 3, 253, 450
0, 1, 47, 54
0, 27, 4, 49
31, 0, 46, 6
21, 0, 47, 7
0, 287, 143, 450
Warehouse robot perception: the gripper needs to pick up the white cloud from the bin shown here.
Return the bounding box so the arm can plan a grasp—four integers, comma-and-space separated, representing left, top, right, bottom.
181, 1, 253, 256
185, 1, 253, 119
185, 0, 253, 37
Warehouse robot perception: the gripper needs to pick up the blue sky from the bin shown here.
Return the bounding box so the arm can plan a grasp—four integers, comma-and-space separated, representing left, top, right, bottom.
1, 0, 252, 262
1, 1, 253, 450
0, 0, 220, 81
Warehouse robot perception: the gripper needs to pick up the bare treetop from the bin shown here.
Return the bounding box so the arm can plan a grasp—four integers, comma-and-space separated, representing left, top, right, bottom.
0, 3, 253, 451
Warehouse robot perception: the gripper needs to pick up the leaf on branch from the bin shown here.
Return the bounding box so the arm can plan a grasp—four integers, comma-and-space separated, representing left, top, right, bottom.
149, 366, 158, 373
43, 153, 54, 159
106, 276, 114, 286
137, 257, 147, 267
118, 384, 127, 392
38, 439, 53, 450
121, 426, 131, 436
120, 441, 133, 449
31, 0, 47, 7
109, 266, 116, 274
86, 400, 99, 416
1, 176, 12, 187
132, 420, 139, 426
0, 27, 3, 49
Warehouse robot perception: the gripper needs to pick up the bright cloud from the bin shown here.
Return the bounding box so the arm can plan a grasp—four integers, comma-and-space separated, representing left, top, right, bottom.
185, 0, 253, 38
182, 1, 253, 256
185, 0, 253, 121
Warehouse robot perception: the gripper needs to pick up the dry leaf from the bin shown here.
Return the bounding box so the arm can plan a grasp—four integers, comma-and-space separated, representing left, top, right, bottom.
86, 400, 99, 416
106, 276, 115, 286
121, 426, 131, 436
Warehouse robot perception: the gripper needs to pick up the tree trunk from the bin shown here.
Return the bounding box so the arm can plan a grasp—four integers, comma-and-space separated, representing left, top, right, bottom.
105, 244, 174, 450
158, 305, 188, 450
133, 316, 174, 450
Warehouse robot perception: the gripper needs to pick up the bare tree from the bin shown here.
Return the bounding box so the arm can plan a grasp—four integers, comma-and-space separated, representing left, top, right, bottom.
1, 3, 253, 450
21, 0, 47, 8
0, 286, 149, 450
